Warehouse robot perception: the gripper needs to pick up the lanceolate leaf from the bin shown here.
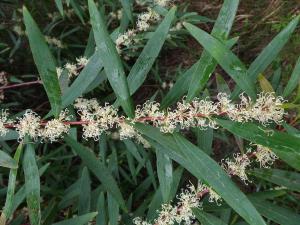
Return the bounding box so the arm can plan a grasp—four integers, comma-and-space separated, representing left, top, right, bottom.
187, 0, 239, 100
23, 7, 61, 117
127, 7, 176, 95
23, 142, 41, 225
184, 22, 256, 99
156, 150, 173, 202
64, 136, 127, 211
217, 119, 300, 170
134, 124, 266, 225
88, 0, 133, 117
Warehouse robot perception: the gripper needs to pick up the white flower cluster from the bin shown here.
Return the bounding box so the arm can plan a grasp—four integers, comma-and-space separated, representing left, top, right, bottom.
217, 92, 285, 125
14, 109, 71, 142
115, 0, 173, 53
56, 56, 89, 78
222, 144, 278, 183
45, 36, 64, 48
0, 92, 285, 146
222, 153, 251, 183
252, 144, 278, 168
134, 182, 220, 225
41, 110, 71, 142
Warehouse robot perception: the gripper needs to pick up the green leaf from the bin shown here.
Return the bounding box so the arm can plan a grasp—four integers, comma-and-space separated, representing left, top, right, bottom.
156, 150, 173, 202
52, 212, 98, 225
134, 124, 266, 225
0, 144, 23, 224
251, 168, 300, 191
283, 55, 300, 97
251, 199, 300, 225
0, 150, 17, 169
88, 0, 133, 117
108, 193, 119, 225
184, 22, 256, 99
64, 136, 127, 211
23, 142, 41, 225
187, 0, 239, 100
55, 0, 64, 16
78, 167, 91, 216
96, 193, 107, 225
194, 127, 214, 155
23, 7, 61, 116
127, 7, 176, 95
62, 51, 103, 108
193, 209, 227, 225
11, 163, 49, 216
217, 119, 300, 170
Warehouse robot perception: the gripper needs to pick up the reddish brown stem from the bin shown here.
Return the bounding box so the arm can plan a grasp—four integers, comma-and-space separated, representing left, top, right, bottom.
0, 80, 43, 90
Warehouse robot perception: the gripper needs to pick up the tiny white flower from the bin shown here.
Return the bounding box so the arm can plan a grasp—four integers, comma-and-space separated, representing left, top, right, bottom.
76, 56, 89, 67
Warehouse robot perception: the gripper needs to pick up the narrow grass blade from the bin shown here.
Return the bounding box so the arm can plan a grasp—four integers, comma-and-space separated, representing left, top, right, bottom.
52, 212, 98, 225
64, 136, 127, 211
127, 7, 176, 95
187, 0, 239, 100
88, 0, 133, 117
184, 22, 256, 99
217, 119, 300, 170
0, 144, 23, 225
250, 168, 300, 191
23, 7, 61, 116
134, 124, 266, 225
23, 142, 41, 225
283, 56, 300, 97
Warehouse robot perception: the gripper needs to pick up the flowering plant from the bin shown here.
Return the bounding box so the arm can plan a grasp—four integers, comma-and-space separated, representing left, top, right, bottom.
0, 0, 300, 225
